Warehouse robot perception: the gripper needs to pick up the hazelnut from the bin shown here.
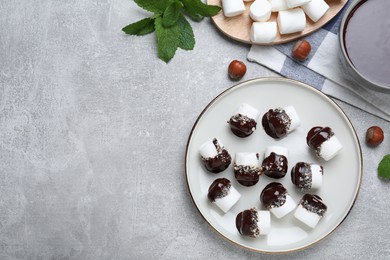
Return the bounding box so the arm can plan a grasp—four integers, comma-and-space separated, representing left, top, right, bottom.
292, 39, 312, 61
366, 126, 384, 146
228, 60, 247, 80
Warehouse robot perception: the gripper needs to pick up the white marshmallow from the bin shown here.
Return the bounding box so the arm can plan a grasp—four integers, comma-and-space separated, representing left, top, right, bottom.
294, 204, 322, 228
222, 0, 246, 17
270, 0, 289, 12
257, 210, 271, 235
301, 0, 329, 22
214, 185, 241, 213
250, 21, 278, 44
270, 194, 297, 218
250, 0, 272, 22
286, 0, 311, 9
310, 164, 323, 190
236, 103, 260, 121
264, 145, 288, 158
277, 8, 306, 34
319, 135, 343, 161
283, 105, 301, 133
199, 138, 223, 158
235, 152, 259, 166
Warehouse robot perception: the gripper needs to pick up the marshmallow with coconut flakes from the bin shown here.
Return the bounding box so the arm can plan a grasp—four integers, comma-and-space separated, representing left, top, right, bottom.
229, 103, 260, 137
236, 208, 271, 237
306, 126, 343, 161
291, 162, 323, 190
262, 105, 301, 139
199, 138, 232, 173
294, 194, 327, 228
262, 146, 289, 179
207, 178, 241, 213
234, 152, 263, 186
261, 182, 297, 218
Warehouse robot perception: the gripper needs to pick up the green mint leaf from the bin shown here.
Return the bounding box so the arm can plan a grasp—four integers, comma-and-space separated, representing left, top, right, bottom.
183, 9, 204, 22
181, 1, 204, 22
155, 16, 180, 62
181, 0, 221, 17
124, 0, 214, 61
122, 17, 155, 36
134, 0, 172, 14
163, 1, 183, 27
177, 14, 195, 50
378, 154, 390, 179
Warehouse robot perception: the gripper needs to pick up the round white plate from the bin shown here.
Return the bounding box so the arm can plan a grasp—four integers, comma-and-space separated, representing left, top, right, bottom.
185, 78, 362, 253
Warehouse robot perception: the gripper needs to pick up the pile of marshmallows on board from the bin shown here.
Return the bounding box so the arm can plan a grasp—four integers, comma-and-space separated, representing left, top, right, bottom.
222, 0, 330, 43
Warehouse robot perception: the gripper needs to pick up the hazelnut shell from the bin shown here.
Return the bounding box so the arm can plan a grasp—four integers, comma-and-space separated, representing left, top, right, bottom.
292, 39, 312, 61
228, 60, 247, 80
366, 126, 384, 146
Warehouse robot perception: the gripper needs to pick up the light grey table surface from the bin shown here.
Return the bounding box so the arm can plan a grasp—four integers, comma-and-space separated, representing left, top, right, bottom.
1, 1, 389, 259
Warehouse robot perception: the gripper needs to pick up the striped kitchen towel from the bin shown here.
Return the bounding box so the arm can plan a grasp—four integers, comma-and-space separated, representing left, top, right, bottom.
247, 2, 390, 122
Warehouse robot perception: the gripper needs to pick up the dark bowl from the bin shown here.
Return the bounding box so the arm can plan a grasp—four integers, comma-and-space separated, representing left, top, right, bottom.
339, 0, 390, 93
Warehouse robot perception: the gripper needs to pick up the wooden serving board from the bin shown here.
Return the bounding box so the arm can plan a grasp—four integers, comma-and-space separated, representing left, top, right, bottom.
207, 0, 348, 45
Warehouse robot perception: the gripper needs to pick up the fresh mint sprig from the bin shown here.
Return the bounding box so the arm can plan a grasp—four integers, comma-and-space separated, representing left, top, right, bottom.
378, 154, 390, 179
122, 0, 221, 63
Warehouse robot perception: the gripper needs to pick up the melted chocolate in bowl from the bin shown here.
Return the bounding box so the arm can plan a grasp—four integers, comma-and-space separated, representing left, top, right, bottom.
344, 0, 390, 87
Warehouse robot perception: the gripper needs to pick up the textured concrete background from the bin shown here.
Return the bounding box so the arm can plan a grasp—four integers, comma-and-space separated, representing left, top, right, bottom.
0, 0, 389, 259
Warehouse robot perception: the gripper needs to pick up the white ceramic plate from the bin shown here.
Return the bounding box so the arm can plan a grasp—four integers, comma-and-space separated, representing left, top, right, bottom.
185, 78, 362, 253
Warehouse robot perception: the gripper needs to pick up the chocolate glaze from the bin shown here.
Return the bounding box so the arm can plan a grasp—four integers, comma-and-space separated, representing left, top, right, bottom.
262, 152, 288, 179
306, 126, 334, 155
207, 178, 231, 202
344, 0, 390, 86
260, 182, 287, 209
261, 108, 291, 139
201, 138, 232, 173
234, 164, 263, 187
291, 162, 315, 190
229, 114, 257, 137
202, 150, 232, 173
300, 194, 327, 217
235, 208, 260, 238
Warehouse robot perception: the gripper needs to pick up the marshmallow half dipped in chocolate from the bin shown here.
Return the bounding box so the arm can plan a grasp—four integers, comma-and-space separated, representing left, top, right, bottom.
294, 194, 327, 228
208, 178, 241, 213
306, 126, 343, 161
199, 138, 232, 173
229, 103, 260, 137
236, 208, 271, 237
262, 146, 289, 179
291, 162, 323, 191
260, 182, 297, 218
262, 106, 301, 139
234, 152, 263, 186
